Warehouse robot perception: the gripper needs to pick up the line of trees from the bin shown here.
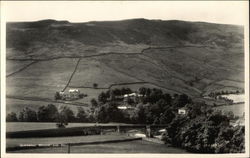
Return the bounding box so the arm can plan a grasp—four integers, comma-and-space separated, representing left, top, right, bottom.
207, 89, 243, 98
89, 87, 192, 124
6, 104, 93, 124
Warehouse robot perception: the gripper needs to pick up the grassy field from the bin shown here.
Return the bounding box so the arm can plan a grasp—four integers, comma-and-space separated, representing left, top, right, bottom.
6, 58, 78, 99
65, 87, 105, 104
6, 98, 87, 115
69, 57, 140, 88
6, 60, 34, 76
6, 134, 131, 148
214, 103, 245, 117
6, 122, 133, 132
9, 139, 187, 153
220, 94, 244, 103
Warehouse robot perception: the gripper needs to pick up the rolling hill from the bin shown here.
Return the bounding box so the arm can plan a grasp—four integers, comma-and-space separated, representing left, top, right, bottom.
6, 19, 244, 113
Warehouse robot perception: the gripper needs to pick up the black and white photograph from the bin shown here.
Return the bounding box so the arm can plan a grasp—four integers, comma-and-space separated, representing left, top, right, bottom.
1, 1, 249, 157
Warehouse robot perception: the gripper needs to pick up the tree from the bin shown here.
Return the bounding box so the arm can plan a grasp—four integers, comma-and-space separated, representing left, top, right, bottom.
139, 87, 147, 96
19, 107, 37, 122
131, 104, 147, 124
109, 90, 116, 101
106, 102, 124, 122
163, 93, 172, 105
148, 89, 163, 103
57, 106, 75, 126
98, 92, 108, 104
93, 83, 98, 89
215, 127, 237, 153
146, 88, 151, 97
96, 106, 108, 123
226, 111, 235, 120
187, 102, 202, 119
172, 94, 191, 108
207, 111, 229, 126
121, 88, 132, 95
76, 107, 88, 122
90, 98, 98, 108
159, 108, 175, 124
54, 92, 61, 100
112, 88, 122, 96
6, 112, 18, 122
37, 104, 59, 122
127, 97, 135, 105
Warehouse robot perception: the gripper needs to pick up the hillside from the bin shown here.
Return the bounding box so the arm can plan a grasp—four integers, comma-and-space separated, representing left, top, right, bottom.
6, 19, 244, 112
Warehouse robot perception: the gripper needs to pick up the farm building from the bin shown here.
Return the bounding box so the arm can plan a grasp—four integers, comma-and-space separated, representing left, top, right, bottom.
117, 105, 135, 110
230, 118, 245, 127
69, 89, 80, 99
124, 92, 143, 98
58, 89, 81, 100
123, 92, 143, 103
178, 107, 187, 115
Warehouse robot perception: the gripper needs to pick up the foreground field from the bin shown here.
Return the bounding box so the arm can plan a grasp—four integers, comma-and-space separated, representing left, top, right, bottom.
6, 134, 131, 148
9, 139, 187, 153
214, 103, 245, 117
6, 122, 131, 132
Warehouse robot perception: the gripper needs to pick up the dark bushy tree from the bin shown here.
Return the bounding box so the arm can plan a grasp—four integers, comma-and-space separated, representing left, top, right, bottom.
37, 104, 58, 122
96, 106, 108, 123
6, 112, 18, 122
96, 102, 124, 123
93, 83, 98, 88
172, 94, 191, 108
76, 107, 88, 122
139, 87, 147, 96
159, 108, 175, 124
131, 104, 147, 124
121, 88, 132, 95
112, 88, 122, 96
90, 98, 98, 108
98, 92, 108, 104
19, 107, 37, 122
54, 92, 61, 100
215, 126, 245, 153
57, 106, 75, 125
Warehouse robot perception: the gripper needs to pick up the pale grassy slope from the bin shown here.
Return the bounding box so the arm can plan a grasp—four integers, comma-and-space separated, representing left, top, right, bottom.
7, 58, 78, 99
6, 60, 35, 76
69, 57, 140, 88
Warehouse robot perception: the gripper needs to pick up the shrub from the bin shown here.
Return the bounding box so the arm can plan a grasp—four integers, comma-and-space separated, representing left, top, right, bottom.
19, 107, 37, 122
93, 83, 98, 88
37, 104, 58, 122
6, 112, 18, 122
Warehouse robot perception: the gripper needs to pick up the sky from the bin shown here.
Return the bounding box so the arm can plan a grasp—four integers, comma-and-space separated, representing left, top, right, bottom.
1, 1, 249, 26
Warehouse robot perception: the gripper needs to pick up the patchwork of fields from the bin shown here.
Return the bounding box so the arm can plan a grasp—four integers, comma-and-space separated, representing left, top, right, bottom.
6, 47, 245, 114
9, 139, 188, 153
6, 19, 245, 118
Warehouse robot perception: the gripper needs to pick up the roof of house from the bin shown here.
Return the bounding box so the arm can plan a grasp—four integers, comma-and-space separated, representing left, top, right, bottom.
69, 89, 80, 92
178, 107, 187, 110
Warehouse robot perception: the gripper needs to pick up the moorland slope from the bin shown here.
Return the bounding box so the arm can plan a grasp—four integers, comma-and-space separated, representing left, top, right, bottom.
6, 19, 244, 111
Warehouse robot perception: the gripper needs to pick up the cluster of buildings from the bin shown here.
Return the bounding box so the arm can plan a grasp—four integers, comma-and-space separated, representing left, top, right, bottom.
118, 92, 143, 110
123, 92, 143, 102
59, 89, 81, 100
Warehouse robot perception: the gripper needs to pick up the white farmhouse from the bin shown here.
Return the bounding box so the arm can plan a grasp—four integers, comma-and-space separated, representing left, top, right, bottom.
69, 89, 80, 99
178, 107, 187, 115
